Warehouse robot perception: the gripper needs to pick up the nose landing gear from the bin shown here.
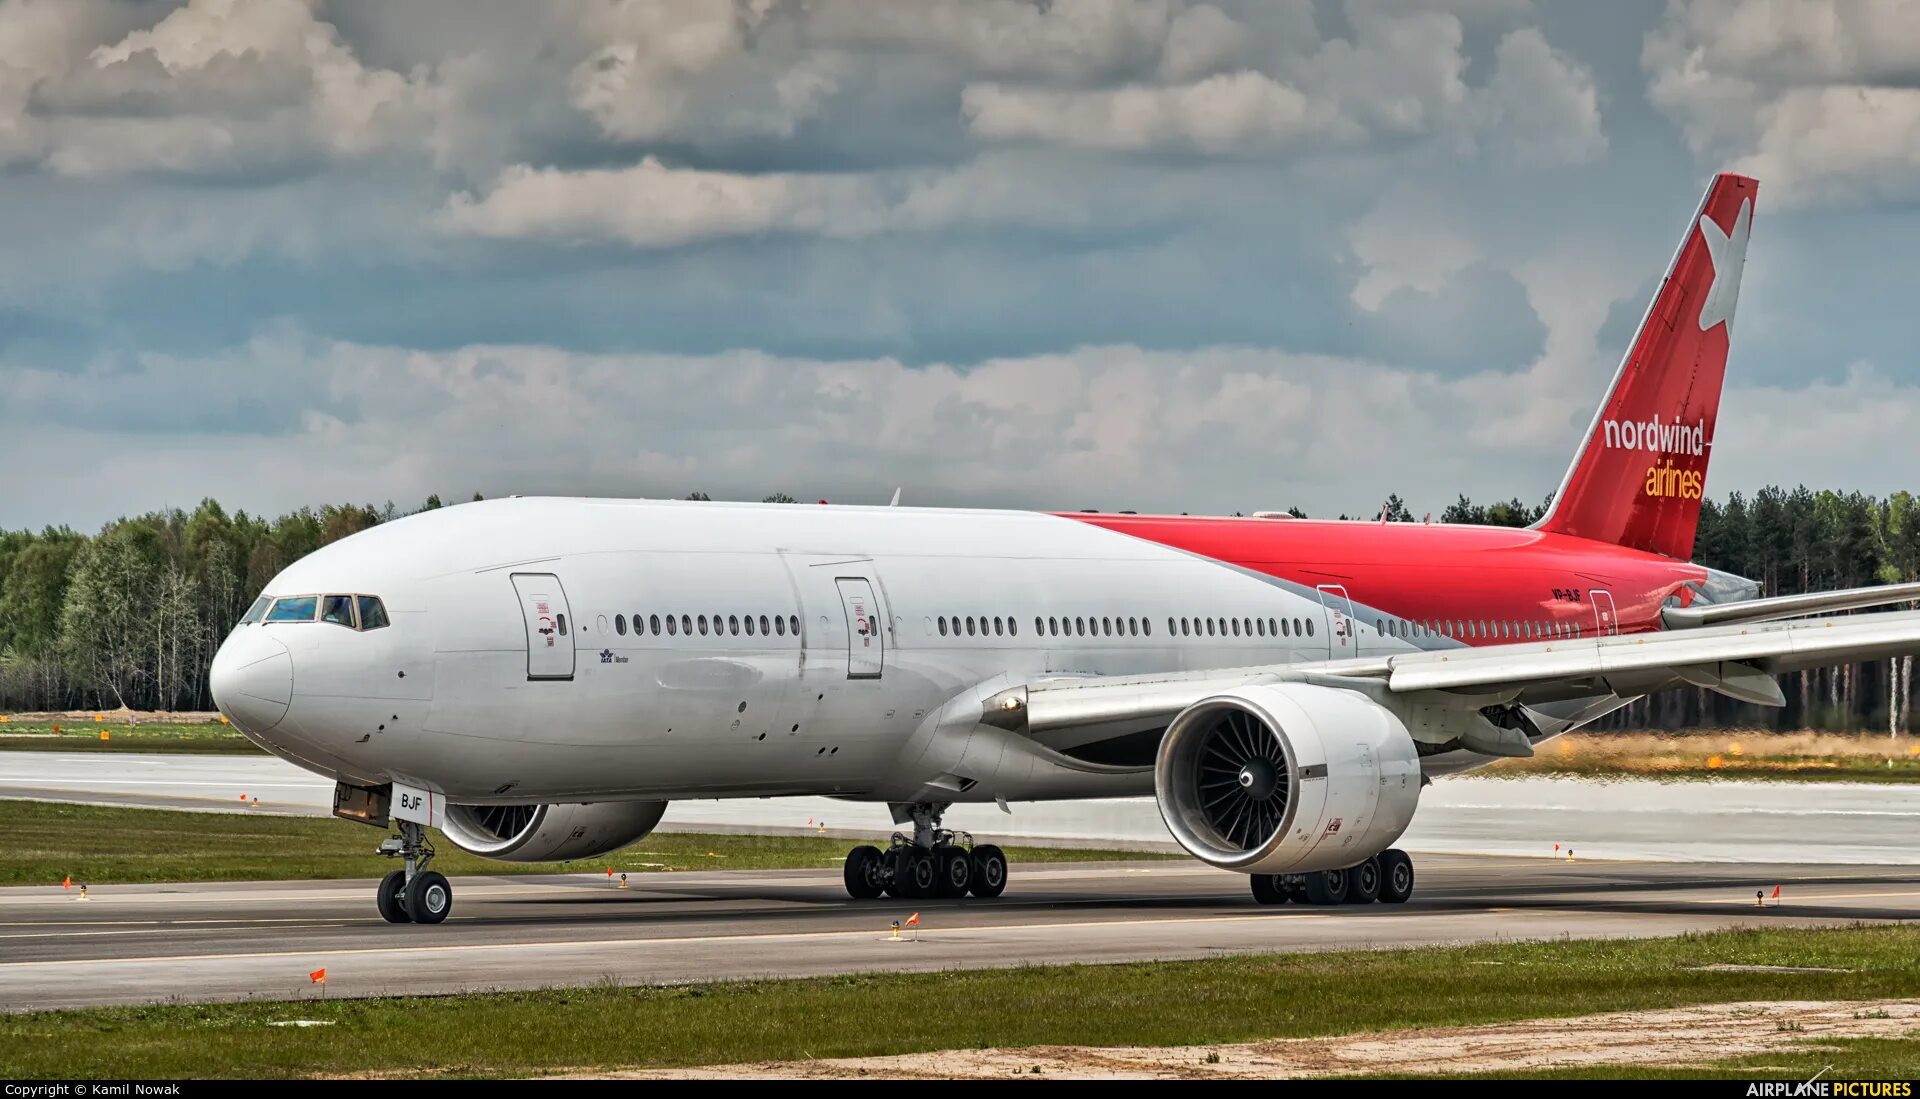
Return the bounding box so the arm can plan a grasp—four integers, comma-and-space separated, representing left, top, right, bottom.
375, 819, 452, 924
840, 802, 1009, 900
1249, 848, 1415, 907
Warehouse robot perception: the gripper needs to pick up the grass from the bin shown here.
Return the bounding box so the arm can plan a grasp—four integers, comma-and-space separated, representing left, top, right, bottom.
1488, 730, 1920, 783
0, 799, 1169, 887
1433, 1034, 1920, 1080
0, 719, 263, 754
3, 925, 1920, 1078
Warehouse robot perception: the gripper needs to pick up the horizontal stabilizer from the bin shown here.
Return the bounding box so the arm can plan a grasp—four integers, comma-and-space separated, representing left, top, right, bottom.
1663, 581, 1920, 630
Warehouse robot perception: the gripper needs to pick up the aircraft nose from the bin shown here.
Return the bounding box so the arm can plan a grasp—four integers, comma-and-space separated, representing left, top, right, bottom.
209, 630, 292, 734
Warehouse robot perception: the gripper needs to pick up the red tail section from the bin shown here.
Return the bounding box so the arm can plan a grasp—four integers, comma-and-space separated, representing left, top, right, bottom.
1534, 173, 1756, 561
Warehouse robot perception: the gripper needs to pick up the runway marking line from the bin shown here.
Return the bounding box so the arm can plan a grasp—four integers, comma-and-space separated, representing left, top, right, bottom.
0, 911, 1333, 970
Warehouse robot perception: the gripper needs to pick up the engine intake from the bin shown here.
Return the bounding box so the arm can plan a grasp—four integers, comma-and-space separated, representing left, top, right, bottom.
441, 800, 668, 862
1155, 683, 1421, 875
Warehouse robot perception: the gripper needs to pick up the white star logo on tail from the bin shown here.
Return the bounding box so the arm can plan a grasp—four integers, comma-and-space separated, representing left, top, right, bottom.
1696, 197, 1750, 332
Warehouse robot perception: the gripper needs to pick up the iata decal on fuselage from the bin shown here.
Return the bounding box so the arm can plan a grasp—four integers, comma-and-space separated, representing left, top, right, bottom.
1601, 414, 1707, 457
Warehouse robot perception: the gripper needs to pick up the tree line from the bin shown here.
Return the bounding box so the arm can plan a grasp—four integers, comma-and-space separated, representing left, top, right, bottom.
2, 487, 1914, 732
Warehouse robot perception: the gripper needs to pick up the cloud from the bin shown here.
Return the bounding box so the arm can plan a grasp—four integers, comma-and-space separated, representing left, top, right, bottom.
1644, 0, 1920, 203
962, 71, 1355, 155
438, 153, 1152, 247
960, 4, 1602, 162
5, 0, 436, 177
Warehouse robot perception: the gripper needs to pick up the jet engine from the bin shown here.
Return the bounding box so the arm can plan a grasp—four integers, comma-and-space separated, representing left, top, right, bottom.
440, 800, 669, 862
1154, 683, 1421, 875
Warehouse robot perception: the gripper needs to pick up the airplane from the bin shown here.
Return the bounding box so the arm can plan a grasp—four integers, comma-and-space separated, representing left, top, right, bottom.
209, 172, 1920, 924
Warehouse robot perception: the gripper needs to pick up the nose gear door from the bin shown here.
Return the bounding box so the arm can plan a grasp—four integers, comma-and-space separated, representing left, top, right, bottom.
511, 572, 575, 680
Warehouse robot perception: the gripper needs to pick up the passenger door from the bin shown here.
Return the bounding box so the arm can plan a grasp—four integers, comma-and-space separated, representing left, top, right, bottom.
1316, 583, 1358, 660
836, 577, 884, 679
510, 572, 575, 680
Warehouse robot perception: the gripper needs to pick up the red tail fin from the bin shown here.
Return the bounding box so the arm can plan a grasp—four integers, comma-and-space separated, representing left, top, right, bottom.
1535, 172, 1756, 560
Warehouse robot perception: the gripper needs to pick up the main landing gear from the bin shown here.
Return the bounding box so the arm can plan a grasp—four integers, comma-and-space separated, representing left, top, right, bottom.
375, 819, 452, 924
841, 802, 1009, 901
1250, 849, 1414, 907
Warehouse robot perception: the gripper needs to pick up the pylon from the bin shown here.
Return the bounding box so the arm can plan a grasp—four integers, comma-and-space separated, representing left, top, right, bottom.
889, 920, 902, 940
76, 884, 88, 901
618, 873, 628, 890
1566, 848, 1575, 862
250, 797, 259, 809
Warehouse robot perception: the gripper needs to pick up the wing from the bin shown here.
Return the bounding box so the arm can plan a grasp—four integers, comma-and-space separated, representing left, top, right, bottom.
988, 609, 1920, 757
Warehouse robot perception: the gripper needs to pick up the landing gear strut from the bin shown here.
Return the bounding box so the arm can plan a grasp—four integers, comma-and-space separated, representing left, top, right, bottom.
376, 820, 452, 924
841, 802, 1008, 900
1250, 848, 1415, 908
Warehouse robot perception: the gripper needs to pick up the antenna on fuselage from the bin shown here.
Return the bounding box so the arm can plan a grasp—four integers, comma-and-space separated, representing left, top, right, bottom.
888, 487, 902, 507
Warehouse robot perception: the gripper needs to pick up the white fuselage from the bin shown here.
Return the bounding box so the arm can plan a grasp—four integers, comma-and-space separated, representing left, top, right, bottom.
212, 497, 1452, 807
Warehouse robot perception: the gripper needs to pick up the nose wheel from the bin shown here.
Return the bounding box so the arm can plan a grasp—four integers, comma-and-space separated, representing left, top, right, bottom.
1250, 849, 1414, 907
375, 820, 452, 924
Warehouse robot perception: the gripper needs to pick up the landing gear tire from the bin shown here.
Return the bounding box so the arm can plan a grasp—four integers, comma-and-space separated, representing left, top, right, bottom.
1304, 867, 1350, 905
843, 845, 886, 900
404, 870, 452, 924
1285, 876, 1309, 903
968, 844, 1008, 899
934, 845, 973, 898
376, 869, 411, 924
1377, 848, 1415, 904
892, 847, 938, 899
1250, 873, 1288, 905
1348, 857, 1382, 904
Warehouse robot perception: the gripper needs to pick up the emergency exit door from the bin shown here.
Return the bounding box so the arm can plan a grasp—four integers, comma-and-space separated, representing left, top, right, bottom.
835, 577, 884, 679
511, 573, 575, 680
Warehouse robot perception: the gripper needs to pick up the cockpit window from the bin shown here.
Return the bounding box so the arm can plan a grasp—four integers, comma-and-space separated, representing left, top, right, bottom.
265, 596, 318, 623
356, 595, 389, 630
322, 595, 357, 628
241, 595, 272, 624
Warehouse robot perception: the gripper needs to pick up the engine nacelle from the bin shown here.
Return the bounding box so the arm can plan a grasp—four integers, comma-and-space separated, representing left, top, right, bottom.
1154, 684, 1421, 875
440, 801, 668, 862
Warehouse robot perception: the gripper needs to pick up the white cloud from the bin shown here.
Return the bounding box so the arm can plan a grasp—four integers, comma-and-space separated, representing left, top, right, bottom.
1348, 198, 1482, 312
16, 329, 1914, 532
1474, 28, 1607, 167
962, 71, 1355, 155
1, 0, 436, 177
960, 3, 1602, 162
438, 153, 1150, 247
1645, 0, 1920, 203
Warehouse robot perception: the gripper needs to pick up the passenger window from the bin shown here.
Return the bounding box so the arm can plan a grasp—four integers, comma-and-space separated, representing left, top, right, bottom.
1102, 617, 1112, 636
321, 595, 356, 628
938, 617, 949, 637
1143, 617, 1151, 637
698, 615, 708, 635
994, 616, 1004, 636
615, 614, 627, 636
667, 615, 678, 636
775, 615, 785, 636
1181, 618, 1191, 636
788, 615, 799, 637
556, 613, 568, 637
650, 614, 662, 635
1036, 616, 1045, 635
241, 595, 272, 624
745, 615, 756, 636
1281, 618, 1290, 637
1075, 617, 1086, 636
1302, 619, 1312, 637
265, 595, 318, 623
759, 614, 770, 635
1009, 617, 1017, 637
729, 615, 740, 635
1048, 616, 1059, 636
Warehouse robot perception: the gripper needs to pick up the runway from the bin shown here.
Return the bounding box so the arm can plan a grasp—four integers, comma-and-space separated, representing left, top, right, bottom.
6, 750, 1920, 862
2, 856, 1915, 1012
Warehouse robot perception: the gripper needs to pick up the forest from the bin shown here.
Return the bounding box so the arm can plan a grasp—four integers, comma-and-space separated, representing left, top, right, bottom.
2, 487, 1914, 733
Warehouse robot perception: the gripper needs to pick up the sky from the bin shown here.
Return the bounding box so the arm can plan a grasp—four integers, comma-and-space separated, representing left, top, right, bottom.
5, 0, 1920, 531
